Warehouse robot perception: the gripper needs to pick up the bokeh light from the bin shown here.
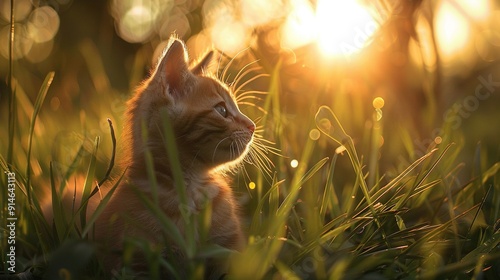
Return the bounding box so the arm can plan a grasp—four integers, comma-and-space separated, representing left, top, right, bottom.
27, 6, 60, 43
158, 7, 190, 40
0, 2, 60, 61
240, 0, 284, 27
290, 159, 299, 168
209, 14, 250, 56
372, 97, 385, 109
0, 0, 32, 21
309, 129, 321, 141
111, 0, 162, 43
203, 2, 251, 56
26, 40, 54, 63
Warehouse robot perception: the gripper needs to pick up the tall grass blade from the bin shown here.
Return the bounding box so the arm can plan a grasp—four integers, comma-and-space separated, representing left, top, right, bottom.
159, 109, 196, 257
97, 119, 117, 187
394, 143, 453, 210
50, 161, 65, 243
79, 136, 100, 231
7, 0, 15, 165
320, 153, 341, 218
58, 144, 86, 195
315, 106, 375, 214
26, 72, 55, 203
82, 170, 124, 237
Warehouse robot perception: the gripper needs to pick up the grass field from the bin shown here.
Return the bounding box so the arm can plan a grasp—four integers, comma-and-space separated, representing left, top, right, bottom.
1, 1, 500, 279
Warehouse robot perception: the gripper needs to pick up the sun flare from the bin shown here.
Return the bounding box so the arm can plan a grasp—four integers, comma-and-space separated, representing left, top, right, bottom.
281, 0, 380, 59
316, 0, 379, 58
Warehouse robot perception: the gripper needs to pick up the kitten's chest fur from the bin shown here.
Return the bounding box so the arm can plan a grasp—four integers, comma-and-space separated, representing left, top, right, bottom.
99, 172, 242, 245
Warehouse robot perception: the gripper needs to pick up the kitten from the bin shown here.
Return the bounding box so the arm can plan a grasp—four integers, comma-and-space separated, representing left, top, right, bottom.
93, 38, 255, 278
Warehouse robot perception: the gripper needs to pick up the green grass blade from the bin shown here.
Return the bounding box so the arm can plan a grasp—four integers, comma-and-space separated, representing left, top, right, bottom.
320, 153, 341, 218
159, 109, 199, 258
394, 144, 453, 210
79, 136, 100, 231
81, 170, 125, 237
26, 72, 55, 202
7, 0, 15, 165
461, 229, 500, 264
50, 161, 65, 243
57, 143, 86, 195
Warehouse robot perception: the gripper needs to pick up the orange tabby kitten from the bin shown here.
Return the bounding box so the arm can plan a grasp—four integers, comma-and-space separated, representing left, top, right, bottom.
94, 38, 255, 277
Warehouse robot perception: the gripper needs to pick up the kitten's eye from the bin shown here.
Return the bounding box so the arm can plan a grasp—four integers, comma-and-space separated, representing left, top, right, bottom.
215, 103, 228, 118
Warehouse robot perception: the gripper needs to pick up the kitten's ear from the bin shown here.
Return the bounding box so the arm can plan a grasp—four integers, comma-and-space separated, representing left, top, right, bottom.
191, 50, 214, 75
157, 39, 190, 95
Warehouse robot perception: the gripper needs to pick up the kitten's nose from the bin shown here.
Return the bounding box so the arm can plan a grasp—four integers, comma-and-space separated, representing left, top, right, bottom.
240, 116, 255, 134
248, 123, 255, 134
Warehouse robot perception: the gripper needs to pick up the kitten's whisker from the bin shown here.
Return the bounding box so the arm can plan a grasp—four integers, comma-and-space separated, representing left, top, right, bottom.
212, 136, 231, 163
235, 96, 263, 102
252, 117, 264, 126
240, 165, 254, 194
224, 74, 233, 85
216, 51, 224, 79
250, 146, 273, 170
237, 102, 267, 115
221, 47, 249, 83
232, 61, 260, 90
235, 94, 267, 106
235, 90, 268, 101
188, 149, 203, 170
253, 141, 281, 157
245, 151, 271, 177
232, 66, 261, 95
233, 74, 269, 97
253, 134, 280, 148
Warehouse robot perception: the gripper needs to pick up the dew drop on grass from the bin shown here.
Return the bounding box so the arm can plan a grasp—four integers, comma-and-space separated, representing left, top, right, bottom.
335, 145, 346, 155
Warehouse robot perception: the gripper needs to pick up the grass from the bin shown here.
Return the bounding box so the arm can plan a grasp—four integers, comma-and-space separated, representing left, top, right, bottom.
2, 59, 499, 279
1, 6, 500, 280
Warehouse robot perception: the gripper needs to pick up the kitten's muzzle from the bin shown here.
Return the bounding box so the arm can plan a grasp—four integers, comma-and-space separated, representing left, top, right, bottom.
247, 123, 255, 134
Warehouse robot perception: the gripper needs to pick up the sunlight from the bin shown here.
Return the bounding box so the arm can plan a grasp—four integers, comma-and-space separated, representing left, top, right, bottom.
281, 0, 317, 50
316, 0, 379, 58
434, 0, 491, 62
434, 1, 471, 60
458, 0, 491, 21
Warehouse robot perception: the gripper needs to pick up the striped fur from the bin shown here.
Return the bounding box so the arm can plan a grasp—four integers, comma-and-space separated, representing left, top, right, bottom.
94, 38, 255, 278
